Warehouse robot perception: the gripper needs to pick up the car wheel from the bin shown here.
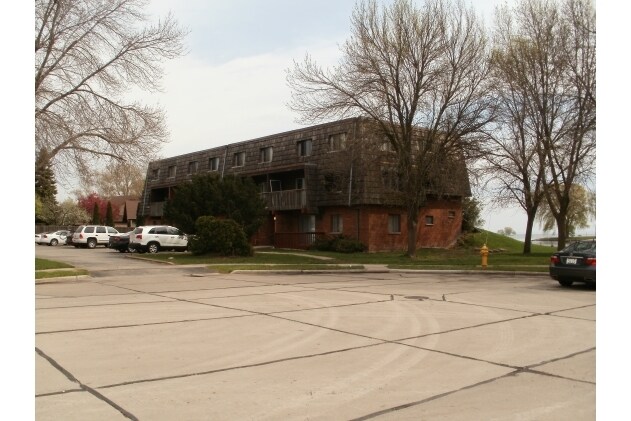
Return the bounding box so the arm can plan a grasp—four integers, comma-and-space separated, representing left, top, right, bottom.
558, 278, 574, 287
117, 248, 126, 253
49, 239, 58, 246
147, 242, 159, 254
87, 238, 97, 249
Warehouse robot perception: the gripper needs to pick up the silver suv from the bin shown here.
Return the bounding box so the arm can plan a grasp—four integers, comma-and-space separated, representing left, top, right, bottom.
72, 225, 119, 248
128, 225, 188, 253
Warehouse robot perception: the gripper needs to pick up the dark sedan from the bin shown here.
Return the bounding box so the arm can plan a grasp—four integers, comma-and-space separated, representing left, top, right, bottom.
549, 240, 596, 287
108, 231, 133, 253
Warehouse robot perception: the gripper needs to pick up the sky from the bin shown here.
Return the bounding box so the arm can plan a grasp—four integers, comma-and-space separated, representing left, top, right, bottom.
29, 0, 598, 236
105, 0, 593, 236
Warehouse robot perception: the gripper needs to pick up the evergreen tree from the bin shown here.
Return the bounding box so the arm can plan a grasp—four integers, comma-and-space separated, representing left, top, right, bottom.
163, 174, 266, 236
92, 202, 100, 224
106, 201, 114, 226
35, 150, 58, 202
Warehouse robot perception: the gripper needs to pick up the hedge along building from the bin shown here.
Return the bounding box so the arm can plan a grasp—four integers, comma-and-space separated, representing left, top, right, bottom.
138, 117, 471, 252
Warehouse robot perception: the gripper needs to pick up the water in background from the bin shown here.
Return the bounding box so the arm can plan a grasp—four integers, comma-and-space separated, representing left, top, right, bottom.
514, 234, 557, 247
513, 232, 595, 248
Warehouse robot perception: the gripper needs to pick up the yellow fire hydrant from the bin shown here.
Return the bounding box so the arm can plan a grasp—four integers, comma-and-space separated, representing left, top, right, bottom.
480, 244, 489, 269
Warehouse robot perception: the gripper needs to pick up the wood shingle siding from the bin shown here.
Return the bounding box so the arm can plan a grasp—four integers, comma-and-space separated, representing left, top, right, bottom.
139, 117, 471, 251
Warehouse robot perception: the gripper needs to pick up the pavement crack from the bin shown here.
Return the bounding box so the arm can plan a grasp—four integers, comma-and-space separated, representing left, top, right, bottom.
35, 347, 139, 420
349, 370, 521, 420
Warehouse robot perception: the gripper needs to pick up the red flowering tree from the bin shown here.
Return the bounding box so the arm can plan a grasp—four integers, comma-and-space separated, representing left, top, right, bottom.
77, 193, 118, 224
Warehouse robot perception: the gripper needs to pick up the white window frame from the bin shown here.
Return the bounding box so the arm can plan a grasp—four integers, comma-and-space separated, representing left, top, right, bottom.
187, 161, 198, 175
328, 133, 346, 151
259, 146, 273, 163
297, 139, 312, 157
209, 157, 220, 171
233, 152, 246, 167
330, 214, 343, 233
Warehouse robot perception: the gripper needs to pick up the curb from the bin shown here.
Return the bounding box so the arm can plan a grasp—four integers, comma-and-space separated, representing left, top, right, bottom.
35, 274, 91, 284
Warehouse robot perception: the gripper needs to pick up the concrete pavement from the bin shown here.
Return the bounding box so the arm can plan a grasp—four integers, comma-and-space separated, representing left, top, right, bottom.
35, 246, 595, 420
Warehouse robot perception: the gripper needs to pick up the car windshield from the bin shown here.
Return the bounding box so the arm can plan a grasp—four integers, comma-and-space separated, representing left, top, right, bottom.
561, 241, 596, 254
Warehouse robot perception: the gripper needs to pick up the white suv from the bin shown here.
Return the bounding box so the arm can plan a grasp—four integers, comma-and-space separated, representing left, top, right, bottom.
128, 225, 188, 253
72, 225, 119, 248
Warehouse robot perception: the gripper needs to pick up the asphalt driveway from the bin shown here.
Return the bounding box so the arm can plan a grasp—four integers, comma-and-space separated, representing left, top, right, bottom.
35, 246, 596, 420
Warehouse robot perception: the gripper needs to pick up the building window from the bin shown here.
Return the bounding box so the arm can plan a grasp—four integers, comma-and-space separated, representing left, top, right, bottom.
331, 214, 343, 233
233, 152, 245, 167
380, 140, 394, 152
259, 146, 273, 163
388, 214, 401, 234
448, 210, 456, 219
167, 165, 176, 178
328, 133, 346, 151
299, 215, 316, 233
425, 215, 434, 226
381, 168, 401, 191
297, 139, 312, 157
150, 168, 159, 180
209, 157, 220, 171
295, 178, 305, 190
187, 161, 198, 175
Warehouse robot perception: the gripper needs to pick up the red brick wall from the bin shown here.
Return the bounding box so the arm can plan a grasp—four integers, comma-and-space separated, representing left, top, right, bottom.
317, 200, 463, 252
253, 199, 463, 251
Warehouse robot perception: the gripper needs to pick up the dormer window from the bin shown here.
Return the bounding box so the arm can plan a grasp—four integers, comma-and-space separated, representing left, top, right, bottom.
328, 133, 346, 151
233, 152, 245, 167
259, 146, 273, 163
297, 139, 312, 157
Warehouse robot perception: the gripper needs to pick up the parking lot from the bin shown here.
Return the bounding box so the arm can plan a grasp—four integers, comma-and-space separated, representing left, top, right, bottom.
35, 246, 595, 420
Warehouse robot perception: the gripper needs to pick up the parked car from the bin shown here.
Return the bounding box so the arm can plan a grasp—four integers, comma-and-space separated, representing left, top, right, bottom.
128, 225, 188, 253
36, 230, 71, 246
549, 240, 596, 287
109, 231, 134, 253
72, 225, 119, 248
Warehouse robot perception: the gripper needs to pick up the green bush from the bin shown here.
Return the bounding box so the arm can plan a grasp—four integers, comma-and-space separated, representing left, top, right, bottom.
189, 216, 252, 256
309, 235, 366, 253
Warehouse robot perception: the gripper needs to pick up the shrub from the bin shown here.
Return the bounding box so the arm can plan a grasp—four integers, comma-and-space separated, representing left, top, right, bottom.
310, 235, 366, 253
189, 216, 252, 256
310, 236, 335, 251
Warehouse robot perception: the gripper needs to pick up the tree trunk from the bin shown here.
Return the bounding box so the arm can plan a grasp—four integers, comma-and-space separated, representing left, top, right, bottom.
556, 212, 568, 250
522, 210, 537, 254
406, 207, 418, 258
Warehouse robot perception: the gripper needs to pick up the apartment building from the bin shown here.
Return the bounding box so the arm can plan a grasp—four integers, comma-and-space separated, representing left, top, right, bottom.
138, 117, 471, 252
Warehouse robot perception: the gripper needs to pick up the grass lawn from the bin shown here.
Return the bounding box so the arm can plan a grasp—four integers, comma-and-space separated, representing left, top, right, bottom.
135, 230, 558, 273
35, 258, 88, 280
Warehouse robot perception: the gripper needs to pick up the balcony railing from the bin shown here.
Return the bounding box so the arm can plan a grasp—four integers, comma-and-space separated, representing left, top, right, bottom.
260, 189, 307, 211
274, 232, 325, 250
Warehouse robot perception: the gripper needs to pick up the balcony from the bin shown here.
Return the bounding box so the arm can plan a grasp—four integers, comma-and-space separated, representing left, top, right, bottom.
149, 201, 166, 217
274, 232, 325, 249
260, 189, 307, 211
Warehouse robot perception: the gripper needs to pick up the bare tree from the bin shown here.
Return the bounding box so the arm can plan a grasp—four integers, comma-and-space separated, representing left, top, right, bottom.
35, 0, 187, 185
483, 13, 548, 254
76, 157, 153, 198
489, 0, 595, 250
287, 0, 493, 257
